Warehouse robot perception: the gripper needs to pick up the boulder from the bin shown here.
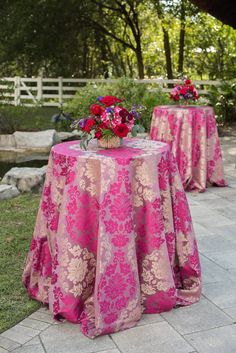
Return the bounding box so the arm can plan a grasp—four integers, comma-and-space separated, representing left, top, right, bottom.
0, 134, 16, 148
0, 184, 20, 200
55, 131, 79, 142
2, 166, 47, 193
13, 130, 56, 152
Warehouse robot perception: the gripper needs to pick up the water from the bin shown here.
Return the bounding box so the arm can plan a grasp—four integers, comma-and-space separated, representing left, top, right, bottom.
0, 151, 49, 179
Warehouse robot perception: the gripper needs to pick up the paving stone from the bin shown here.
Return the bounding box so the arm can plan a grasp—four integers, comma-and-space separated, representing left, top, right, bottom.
11, 344, 45, 353
204, 250, 236, 270
136, 313, 164, 326
161, 298, 233, 335
185, 325, 236, 353
226, 172, 236, 188
206, 224, 236, 238
0, 348, 8, 353
95, 351, 120, 353
200, 255, 233, 284
40, 322, 115, 353
37, 307, 51, 315
20, 318, 50, 331
185, 195, 199, 206
1, 325, 40, 345
197, 232, 236, 254
24, 336, 41, 346
192, 222, 214, 237
196, 214, 235, 228
203, 280, 236, 309
189, 192, 221, 201
223, 306, 236, 320
215, 207, 236, 220
111, 321, 193, 353
210, 188, 236, 199
0, 336, 21, 351
227, 267, 236, 280
189, 205, 216, 219
198, 197, 234, 210
29, 311, 55, 324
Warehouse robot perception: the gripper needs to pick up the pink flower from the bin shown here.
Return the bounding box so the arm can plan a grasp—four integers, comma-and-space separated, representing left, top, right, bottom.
101, 111, 109, 124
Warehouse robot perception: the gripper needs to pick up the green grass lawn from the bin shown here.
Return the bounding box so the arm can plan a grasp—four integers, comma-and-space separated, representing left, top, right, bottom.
0, 194, 42, 333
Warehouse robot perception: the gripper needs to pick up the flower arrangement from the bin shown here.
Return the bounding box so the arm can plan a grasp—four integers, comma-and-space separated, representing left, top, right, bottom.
170, 79, 199, 103
72, 95, 145, 149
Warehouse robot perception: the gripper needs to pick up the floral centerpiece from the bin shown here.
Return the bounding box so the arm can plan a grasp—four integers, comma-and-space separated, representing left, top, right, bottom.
170, 79, 199, 104
72, 95, 145, 149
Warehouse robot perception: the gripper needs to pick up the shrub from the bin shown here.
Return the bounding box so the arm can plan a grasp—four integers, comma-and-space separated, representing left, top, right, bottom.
0, 106, 57, 134
67, 77, 170, 131
208, 81, 236, 125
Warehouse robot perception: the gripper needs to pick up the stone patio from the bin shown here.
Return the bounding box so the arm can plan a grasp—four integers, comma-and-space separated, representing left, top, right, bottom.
0, 132, 236, 353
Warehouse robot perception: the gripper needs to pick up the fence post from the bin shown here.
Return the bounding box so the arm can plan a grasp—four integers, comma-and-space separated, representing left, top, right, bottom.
58, 76, 63, 107
14, 76, 20, 106
37, 76, 43, 104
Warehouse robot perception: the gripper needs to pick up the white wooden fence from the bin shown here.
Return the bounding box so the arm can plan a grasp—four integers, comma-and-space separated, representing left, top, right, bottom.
0, 77, 221, 107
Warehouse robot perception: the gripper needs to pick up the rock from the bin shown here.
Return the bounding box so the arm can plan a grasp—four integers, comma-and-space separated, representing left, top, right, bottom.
13, 130, 56, 152
0, 134, 16, 148
55, 131, 79, 142
1, 166, 47, 193
0, 184, 20, 200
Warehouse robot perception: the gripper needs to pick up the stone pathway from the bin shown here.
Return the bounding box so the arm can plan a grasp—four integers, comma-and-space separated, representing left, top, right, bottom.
0, 133, 236, 353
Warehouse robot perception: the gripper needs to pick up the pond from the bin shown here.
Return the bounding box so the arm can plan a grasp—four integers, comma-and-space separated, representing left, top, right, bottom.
0, 151, 49, 179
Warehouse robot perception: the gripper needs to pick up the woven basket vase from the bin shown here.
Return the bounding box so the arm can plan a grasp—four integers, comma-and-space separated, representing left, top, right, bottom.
97, 136, 121, 148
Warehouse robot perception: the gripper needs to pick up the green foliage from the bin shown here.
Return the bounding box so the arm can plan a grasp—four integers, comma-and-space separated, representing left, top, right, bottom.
0, 194, 41, 333
1, 1, 236, 80
0, 106, 57, 134
67, 78, 170, 131
208, 81, 236, 124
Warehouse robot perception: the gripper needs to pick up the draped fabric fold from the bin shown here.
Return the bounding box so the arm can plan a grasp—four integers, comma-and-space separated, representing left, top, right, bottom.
150, 106, 227, 192
23, 138, 201, 338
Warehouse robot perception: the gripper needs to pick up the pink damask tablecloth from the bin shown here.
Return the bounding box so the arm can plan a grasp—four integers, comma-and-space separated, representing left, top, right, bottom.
150, 105, 227, 192
23, 138, 201, 338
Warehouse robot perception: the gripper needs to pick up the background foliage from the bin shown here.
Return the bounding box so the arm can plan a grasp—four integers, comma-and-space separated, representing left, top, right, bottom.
67, 78, 170, 130
1, 0, 236, 80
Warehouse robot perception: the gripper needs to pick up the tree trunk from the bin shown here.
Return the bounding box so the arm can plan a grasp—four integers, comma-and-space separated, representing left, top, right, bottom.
163, 28, 173, 79
178, 0, 186, 74
136, 41, 144, 79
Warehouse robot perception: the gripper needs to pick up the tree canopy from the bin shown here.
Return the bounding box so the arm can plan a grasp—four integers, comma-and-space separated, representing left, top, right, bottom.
0, 0, 236, 80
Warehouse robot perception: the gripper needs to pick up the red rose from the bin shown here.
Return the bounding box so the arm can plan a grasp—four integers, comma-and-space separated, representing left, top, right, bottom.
113, 123, 129, 138
84, 119, 95, 133
185, 79, 191, 85
180, 87, 187, 95
95, 130, 102, 139
98, 123, 108, 130
118, 108, 129, 118
90, 104, 104, 116
100, 95, 122, 107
